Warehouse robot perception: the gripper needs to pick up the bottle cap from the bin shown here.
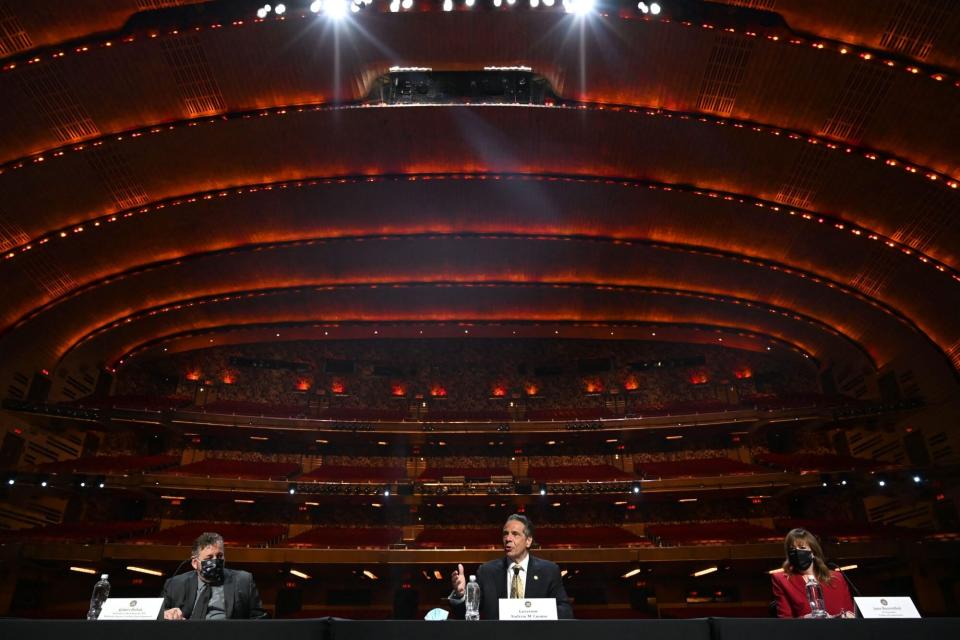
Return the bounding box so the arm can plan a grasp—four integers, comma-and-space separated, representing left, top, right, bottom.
101, 574, 109, 580
469, 575, 476, 582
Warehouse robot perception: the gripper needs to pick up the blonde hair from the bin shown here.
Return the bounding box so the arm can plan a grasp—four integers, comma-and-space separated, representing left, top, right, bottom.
782, 528, 833, 584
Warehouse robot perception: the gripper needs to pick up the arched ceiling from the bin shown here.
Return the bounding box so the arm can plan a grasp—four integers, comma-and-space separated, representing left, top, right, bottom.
0, 1, 958, 398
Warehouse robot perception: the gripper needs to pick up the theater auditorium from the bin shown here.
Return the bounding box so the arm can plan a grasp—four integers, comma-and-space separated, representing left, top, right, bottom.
0, 0, 959, 624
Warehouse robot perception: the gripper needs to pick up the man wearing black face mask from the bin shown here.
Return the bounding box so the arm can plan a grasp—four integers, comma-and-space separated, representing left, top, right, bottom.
161, 532, 268, 620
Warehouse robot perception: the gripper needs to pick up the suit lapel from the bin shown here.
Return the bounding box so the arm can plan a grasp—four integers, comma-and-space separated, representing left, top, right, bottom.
526, 556, 541, 598
183, 574, 198, 618
496, 557, 509, 599
223, 570, 236, 618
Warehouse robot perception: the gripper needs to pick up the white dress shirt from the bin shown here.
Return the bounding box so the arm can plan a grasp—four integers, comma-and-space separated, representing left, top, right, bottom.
507, 553, 530, 598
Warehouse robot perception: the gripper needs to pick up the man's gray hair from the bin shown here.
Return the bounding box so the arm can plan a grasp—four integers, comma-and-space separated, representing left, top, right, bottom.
191, 532, 224, 557
505, 513, 533, 538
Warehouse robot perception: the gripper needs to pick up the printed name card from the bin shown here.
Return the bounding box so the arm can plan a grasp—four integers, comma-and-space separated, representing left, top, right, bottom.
498, 598, 558, 620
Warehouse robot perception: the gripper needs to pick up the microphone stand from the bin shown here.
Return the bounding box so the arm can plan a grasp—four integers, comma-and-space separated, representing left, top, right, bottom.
828, 561, 862, 618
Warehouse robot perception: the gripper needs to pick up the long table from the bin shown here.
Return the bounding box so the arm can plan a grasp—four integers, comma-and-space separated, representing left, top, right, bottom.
2, 617, 959, 640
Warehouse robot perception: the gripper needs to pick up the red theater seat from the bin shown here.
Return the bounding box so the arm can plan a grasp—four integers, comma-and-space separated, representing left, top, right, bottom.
756, 453, 890, 473
161, 459, 300, 480
319, 408, 408, 421
0, 520, 158, 544
284, 527, 402, 548
299, 465, 408, 482
415, 528, 500, 549
37, 454, 179, 475
527, 465, 634, 482
646, 522, 779, 545
130, 522, 285, 547
526, 407, 613, 421
535, 526, 649, 548
636, 458, 766, 479
417, 467, 513, 481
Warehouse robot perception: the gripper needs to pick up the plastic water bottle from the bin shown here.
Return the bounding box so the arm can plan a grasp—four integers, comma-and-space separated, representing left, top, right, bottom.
805, 579, 827, 618
86, 574, 110, 620
465, 575, 480, 620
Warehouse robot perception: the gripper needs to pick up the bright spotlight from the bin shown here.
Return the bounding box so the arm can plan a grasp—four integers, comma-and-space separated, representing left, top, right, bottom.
390, 0, 400, 11
650, 2, 661, 14
466, 0, 476, 5
507, 0, 517, 4
493, 0, 502, 6
638, 1, 648, 12
351, 1, 360, 12
564, 0, 595, 15
913, 475, 922, 483
310, 0, 321, 12
401, 0, 413, 8
543, 0, 554, 5
256, 7, 268, 18
325, 0, 348, 18
384, 489, 391, 497
274, 3, 286, 14
878, 479, 886, 487
443, 0, 453, 9
530, 0, 539, 6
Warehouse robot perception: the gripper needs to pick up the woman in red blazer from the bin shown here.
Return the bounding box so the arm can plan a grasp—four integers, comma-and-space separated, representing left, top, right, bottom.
771, 528, 855, 618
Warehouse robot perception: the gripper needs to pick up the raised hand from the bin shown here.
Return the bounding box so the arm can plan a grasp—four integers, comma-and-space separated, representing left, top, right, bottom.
451, 563, 466, 596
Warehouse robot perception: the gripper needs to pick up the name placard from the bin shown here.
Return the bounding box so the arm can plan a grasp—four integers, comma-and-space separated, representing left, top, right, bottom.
498, 598, 558, 620
97, 597, 165, 620
854, 596, 921, 619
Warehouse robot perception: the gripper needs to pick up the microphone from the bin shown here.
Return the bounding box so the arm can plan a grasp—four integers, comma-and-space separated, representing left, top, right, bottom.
171, 556, 193, 577
827, 561, 862, 618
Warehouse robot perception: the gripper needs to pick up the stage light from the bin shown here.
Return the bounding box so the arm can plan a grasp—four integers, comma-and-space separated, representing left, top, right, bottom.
127, 566, 163, 576
693, 566, 718, 577
543, 0, 554, 5
310, 0, 321, 11
531, 0, 539, 6
288, 485, 297, 495
466, 0, 476, 5
878, 479, 886, 487
564, 0, 594, 15
650, 2, 661, 14
257, 7, 268, 18
540, 487, 547, 496
390, 0, 400, 11
622, 568, 641, 578
638, 1, 648, 12
507, 0, 517, 4
71, 567, 97, 575
40, 480, 48, 487
402, 0, 413, 8
274, 3, 286, 15
913, 475, 922, 483
290, 569, 311, 579
351, 1, 360, 12
323, 0, 348, 19
493, 0, 502, 6
5, 478, 13, 486
363, 570, 378, 580
384, 488, 391, 497
443, 0, 453, 9
632, 484, 641, 494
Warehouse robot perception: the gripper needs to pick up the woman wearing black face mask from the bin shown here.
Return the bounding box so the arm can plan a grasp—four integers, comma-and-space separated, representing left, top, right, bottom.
771, 528, 855, 618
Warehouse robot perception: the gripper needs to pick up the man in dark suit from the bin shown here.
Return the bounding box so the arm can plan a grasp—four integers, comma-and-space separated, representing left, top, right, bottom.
161, 532, 267, 620
449, 514, 573, 619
